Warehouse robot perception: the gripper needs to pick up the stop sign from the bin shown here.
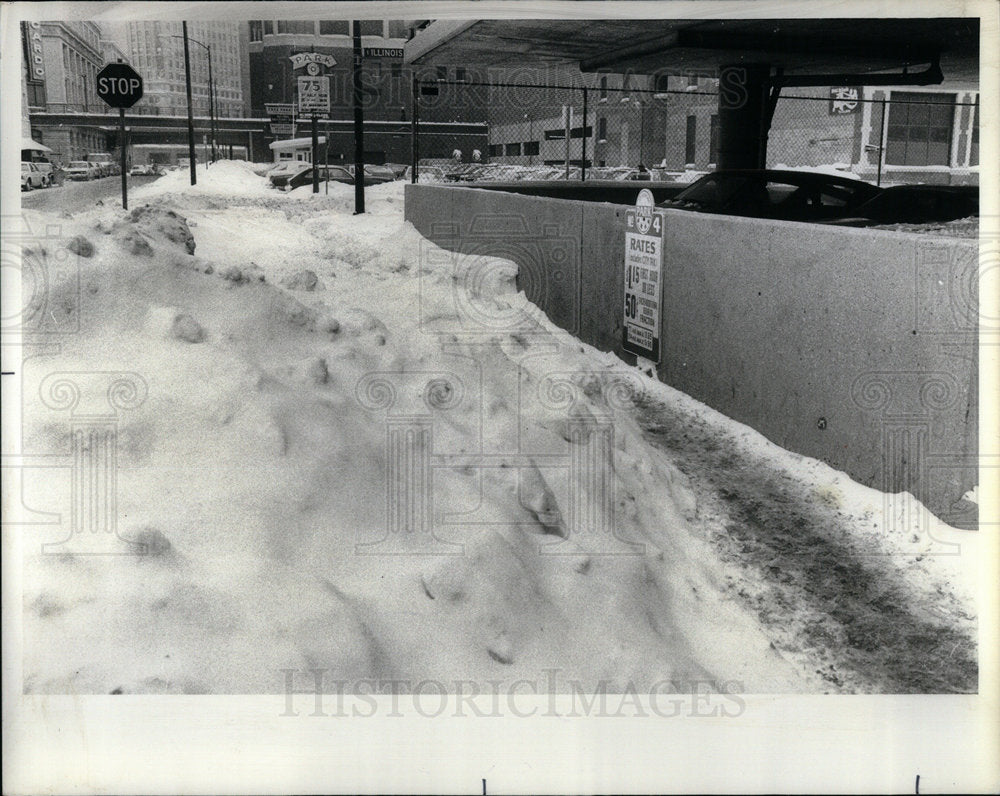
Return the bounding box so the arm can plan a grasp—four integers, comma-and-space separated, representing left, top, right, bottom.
96, 62, 143, 109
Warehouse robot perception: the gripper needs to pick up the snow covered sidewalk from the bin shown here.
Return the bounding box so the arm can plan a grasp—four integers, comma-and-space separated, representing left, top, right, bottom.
17, 161, 977, 695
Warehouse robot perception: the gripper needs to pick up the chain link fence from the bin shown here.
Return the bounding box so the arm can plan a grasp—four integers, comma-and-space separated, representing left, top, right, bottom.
409, 77, 980, 187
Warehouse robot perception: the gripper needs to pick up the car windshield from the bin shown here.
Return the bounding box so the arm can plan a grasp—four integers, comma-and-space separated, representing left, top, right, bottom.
675, 174, 750, 206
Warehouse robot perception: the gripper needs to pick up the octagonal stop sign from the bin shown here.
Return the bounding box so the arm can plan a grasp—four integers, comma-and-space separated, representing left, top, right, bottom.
96, 62, 143, 108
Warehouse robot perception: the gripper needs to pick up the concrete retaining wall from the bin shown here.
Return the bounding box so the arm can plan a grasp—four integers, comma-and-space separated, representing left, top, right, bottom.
405, 183, 979, 528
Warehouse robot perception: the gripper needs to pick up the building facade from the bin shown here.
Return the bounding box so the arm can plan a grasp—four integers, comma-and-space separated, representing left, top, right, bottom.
119, 21, 247, 118
21, 21, 114, 161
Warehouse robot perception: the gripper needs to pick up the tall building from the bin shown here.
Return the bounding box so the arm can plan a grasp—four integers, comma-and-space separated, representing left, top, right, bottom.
21, 21, 114, 160
119, 21, 246, 117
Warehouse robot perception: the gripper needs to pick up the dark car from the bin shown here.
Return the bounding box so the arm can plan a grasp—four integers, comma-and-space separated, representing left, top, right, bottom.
825, 184, 979, 227
658, 169, 882, 222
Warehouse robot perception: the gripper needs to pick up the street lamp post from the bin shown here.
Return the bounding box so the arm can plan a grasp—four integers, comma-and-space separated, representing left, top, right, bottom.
182, 22, 196, 185
170, 30, 216, 164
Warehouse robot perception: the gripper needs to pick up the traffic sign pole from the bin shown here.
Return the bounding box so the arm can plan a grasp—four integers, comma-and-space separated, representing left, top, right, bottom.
95, 59, 143, 208
312, 114, 319, 194
119, 108, 127, 210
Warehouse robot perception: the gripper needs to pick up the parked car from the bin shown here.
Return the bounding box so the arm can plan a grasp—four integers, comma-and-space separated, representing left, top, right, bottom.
267, 161, 310, 188
30, 160, 61, 186
658, 169, 882, 222
280, 164, 398, 191
384, 162, 410, 179
402, 165, 446, 183
87, 153, 116, 177
65, 160, 99, 180
21, 161, 48, 190
824, 184, 979, 227
282, 165, 352, 190
352, 164, 397, 185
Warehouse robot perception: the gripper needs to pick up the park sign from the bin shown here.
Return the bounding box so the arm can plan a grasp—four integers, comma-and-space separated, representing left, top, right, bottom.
96, 62, 143, 109
289, 52, 336, 71
622, 189, 664, 362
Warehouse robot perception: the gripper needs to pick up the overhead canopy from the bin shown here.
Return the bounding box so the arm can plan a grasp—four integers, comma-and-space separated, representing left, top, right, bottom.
269, 136, 327, 150
22, 138, 52, 153
405, 18, 979, 81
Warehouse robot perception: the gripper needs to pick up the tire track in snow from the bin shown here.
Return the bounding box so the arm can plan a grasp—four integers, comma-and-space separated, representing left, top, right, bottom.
631, 393, 977, 694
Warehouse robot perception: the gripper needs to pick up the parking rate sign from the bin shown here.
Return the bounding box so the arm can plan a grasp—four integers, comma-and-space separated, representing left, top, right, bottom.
297, 75, 331, 115
622, 208, 664, 361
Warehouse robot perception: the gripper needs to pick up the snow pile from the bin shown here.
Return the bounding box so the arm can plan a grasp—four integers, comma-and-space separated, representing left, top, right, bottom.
18, 162, 977, 695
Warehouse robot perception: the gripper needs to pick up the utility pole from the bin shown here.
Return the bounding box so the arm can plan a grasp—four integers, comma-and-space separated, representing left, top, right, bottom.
182, 22, 196, 185
352, 21, 365, 214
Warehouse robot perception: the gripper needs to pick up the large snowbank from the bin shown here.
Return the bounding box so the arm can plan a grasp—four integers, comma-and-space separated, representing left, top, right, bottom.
18, 162, 977, 695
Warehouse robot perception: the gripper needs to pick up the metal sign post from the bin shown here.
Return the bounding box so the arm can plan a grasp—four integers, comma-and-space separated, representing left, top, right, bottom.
119, 109, 127, 209
312, 114, 319, 194
296, 75, 330, 194
95, 59, 143, 208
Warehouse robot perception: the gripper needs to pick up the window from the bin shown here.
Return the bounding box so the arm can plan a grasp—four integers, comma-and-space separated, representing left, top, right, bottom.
455, 67, 468, 82
505, 142, 522, 156
709, 114, 720, 164
885, 91, 955, 166
319, 20, 349, 35
357, 20, 384, 36
277, 21, 315, 35
524, 141, 540, 156
249, 21, 263, 41
488, 143, 503, 157
544, 128, 565, 140
685, 115, 697, 163
435, 66, 448, 81
263, 21, 274, 35
570, 125, 592, 139
27, 82, 45, 106
599, 76, 607, 100
598, 117, 607, 141
687, 74, 698, 88
390, 62, 403, 78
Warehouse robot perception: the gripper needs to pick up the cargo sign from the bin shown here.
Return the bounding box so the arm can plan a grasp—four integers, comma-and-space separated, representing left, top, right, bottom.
297, 76, 331, 115
270, 123, 296, 136
622, 200, 664, 361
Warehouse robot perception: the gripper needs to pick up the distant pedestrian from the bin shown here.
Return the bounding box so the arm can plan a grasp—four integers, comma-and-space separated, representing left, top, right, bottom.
472, 149, 482, 162
452, 149, 462, 162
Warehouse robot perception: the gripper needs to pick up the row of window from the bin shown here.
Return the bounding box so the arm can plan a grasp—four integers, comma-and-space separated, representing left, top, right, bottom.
248, 20, 399, 41
488, 142, 542, 157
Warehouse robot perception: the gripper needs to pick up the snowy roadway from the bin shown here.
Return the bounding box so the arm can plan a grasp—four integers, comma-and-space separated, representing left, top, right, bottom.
16, 161, 977, 694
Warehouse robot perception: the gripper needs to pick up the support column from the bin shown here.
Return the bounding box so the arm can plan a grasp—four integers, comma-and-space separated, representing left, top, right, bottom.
716, 63, 771, 169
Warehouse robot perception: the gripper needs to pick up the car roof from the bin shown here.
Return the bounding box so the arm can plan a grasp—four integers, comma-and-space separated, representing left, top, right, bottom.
695, 168, 870, 186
